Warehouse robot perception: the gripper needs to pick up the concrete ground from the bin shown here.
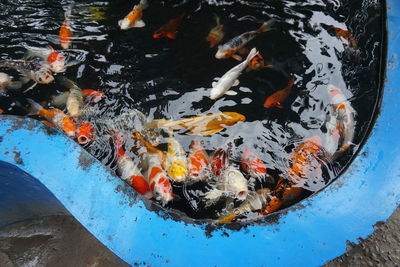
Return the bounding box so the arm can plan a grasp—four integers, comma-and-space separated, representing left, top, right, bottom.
0, 207, 399, 266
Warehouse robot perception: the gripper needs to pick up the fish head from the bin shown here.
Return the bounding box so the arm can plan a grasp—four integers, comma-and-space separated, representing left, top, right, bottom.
167, 160, 188, 182
215, 46, 227, 59
35, 68, 54, 84
224, 112, 246, 124
223, 167, 248, 200
77, 122, 95, 144
118, 18, 131, 30
209, 86, 222, 100
152, 177, 174, 203
0, 72, 11, 88
49, 60, 66, 73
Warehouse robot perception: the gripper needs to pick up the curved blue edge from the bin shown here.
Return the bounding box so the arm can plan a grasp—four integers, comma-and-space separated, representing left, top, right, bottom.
0, 2, 399, 267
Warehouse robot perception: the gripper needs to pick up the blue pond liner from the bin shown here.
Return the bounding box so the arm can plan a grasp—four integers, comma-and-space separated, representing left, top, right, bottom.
0, 1, 399, 266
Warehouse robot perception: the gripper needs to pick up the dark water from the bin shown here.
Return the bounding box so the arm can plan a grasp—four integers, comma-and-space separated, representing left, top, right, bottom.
0, 0, 385, 223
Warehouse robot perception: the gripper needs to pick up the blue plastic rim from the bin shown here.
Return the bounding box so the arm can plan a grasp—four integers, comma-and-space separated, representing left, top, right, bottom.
0, 1, 399, 266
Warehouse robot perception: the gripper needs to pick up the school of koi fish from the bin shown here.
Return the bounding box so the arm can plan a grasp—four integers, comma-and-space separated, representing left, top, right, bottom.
0, 0, 364, 223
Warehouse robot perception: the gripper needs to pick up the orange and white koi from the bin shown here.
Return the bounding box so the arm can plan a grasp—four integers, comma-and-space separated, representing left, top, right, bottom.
215, 19, 274, 61
119, 0, 148, 30
82, 89, 105, 104
264, 77, 296, 108
188, 138, 209, 180
77, 122, 95, 145
58, 77, 84, 119
143, 152, 174, 203
23, 45, 67, 73
327, 84, 355, 153
166, 132, 188, 182
210, 148, 229, 177
287, 136, 324, 185
113, 133, 153, 199
211, 48, 258, 100
27, 99, 76, 138
206, 14, 224, 48
153, 13, 186, 40
59, 9, 73, 49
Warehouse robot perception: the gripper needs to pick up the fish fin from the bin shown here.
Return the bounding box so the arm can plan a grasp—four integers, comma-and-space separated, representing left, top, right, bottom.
238, 47, 249, 55
23, 82, 37, 93
259, 19, 275, 33
198, 127, 225, 136
231, 54, 242, 61
275, 102, 284, 109
225, 90, 237, 96
232, 79, 240, 87
212, 81, 217, 87
8, 81, 23, 90
204, 189, 223, 206
133, 19, 146, 28
218, 213, 236, 224
47, 35, 60, 45
65, 60, 80, 68
57, 76, 80, 90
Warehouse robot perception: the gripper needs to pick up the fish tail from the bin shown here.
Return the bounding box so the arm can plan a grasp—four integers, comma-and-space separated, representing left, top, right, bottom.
259, 18, 275, 33
213, 13, 220, 25
64, 5, 73, 19
26, 98, 42, 116
140, 0, 148, 9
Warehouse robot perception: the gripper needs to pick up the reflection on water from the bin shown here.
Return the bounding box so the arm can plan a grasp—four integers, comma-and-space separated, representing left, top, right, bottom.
0, 0, 385, 223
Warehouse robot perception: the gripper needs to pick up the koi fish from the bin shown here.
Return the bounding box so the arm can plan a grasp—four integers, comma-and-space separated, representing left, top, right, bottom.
264, 77, 296, 108
165, 132, 188, 182
206, 14, 224, 48
149, 112, 246, 136
287, 136, 324, 185
143, 152, 174, 202
263, 180, 303, 215
119, 0, 148, 30
23, 45, 67, 73
188, 138, 209, 180
82, 89, 105, 104
218, 191, 267, 223
205, 166, 249, 205
211, 48, 258, 100
215, 19, 274, 61
0, 72, 22, 91
27, 99, 76, 138
0, 60, 54, 92
77, 122, 95, 145
153, 13, 186, 40
327, 84, 355, 153
59, 9, 73, 49
241, 148, 274, 185
113, 133, 153, 198
247, 53, 273, 71
58, 77, 83, 119
210, 148, 229, 177
0, 108, 3, 114
334, 27, 357, 47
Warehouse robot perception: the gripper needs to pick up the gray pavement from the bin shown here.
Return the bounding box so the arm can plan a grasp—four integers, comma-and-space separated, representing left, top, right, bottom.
0, 207, 399, 266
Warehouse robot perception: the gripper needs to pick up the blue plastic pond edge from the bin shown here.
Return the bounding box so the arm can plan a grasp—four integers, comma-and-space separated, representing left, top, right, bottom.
0, 2, 399, 266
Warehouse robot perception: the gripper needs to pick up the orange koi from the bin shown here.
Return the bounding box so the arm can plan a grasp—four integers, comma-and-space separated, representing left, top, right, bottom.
59, 9, 73, 49
27, 99, 76, 138
241, 148, 274, 185
153, 13, 186, 40
119, 0, 148, 30
0, 108, 3, 114
206, 14, 224, 48
77, 122, 95, 145
188, 138, 209, 180
334, 27, 357, 47
264, 77, 295, 109
114, 133, 152, 199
